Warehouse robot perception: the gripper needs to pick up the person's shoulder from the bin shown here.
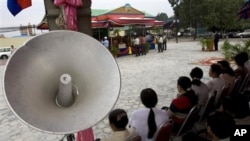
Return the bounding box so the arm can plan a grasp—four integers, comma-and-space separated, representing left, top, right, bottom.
131, 108, 148, 115
172, 96, 187, 104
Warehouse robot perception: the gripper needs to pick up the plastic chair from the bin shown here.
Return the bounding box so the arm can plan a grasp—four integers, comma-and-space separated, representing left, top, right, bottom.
130, 135, 141, 141
153, 119, 174, 141
199, 91, 216, 122
176, 105, 199, 136
231, 75, 248, 95
239, 74, 249, 92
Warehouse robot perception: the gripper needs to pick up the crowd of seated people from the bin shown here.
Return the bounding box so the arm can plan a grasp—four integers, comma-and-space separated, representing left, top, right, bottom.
95, 52, 250, 141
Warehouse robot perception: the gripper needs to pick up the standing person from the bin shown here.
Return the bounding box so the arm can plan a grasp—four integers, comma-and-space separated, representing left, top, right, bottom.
158, 35, 163, 53
134, 36, 140, 57
99, 109, 138, 141
10, 45, 15, 54
140, 35, 147, 55
162, 34, 167, 50
102, 36, 109, 49
129, 88, 169, 141
214, 32, 220, 51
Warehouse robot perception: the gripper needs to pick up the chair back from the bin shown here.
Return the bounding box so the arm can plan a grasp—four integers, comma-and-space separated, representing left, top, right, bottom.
239, 74, 250, 92
176, 105, 199, 136
153, 119, 173, 141
215, 85, 230, 108
130, 135, 141, 141
199, 91, 216, 122
231, 75, 248, 94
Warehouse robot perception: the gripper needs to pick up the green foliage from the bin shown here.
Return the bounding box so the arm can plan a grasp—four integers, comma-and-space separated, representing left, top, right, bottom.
199, 38, 207, 48
110, 46, 119, 57
113, 29, 120, 37
155, 13, 168, 21
221, 40, 250, 60
199, 37, 213, 50
174, 0, 249, 32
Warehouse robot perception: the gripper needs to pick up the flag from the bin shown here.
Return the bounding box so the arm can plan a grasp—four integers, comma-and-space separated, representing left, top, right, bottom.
7, 0, 32, 16
238, 0, 250, 19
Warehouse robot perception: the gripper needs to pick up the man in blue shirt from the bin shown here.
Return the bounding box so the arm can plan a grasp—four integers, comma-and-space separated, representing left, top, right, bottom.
102, 36, 109, 49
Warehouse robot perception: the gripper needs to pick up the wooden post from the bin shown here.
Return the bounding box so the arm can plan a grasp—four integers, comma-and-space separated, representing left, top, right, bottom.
43, 0, 92, 36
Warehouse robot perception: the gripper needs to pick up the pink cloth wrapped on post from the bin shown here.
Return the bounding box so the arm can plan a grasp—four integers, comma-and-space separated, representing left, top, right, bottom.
54, 0, 83, 31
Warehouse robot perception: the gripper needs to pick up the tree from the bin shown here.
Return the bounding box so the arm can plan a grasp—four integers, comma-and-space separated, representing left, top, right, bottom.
203, 0, 247, 33
155, 13, 168, 21
172, 0, 250, 38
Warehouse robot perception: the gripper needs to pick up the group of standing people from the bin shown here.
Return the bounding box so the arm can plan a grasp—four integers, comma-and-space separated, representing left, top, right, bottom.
154, 35, 167, 53
134, 35, 147, 57
96, 51, 250, 141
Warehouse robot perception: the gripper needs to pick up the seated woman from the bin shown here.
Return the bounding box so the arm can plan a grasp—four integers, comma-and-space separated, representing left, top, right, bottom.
190, 67, 209, 107
182, 112, 235, 141
129, 88, 169, 141
206, 63, 225, 106
167, 76, 198, 134
100, 109, 138, 141
218, 94, 250, 125
234, 52, 249, 78
217, 60, 235, 87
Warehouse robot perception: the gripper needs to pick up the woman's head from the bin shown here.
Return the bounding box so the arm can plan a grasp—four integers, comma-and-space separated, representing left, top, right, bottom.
177, 76, 192, 92
109, 109, 128, 130
190, 67, 203, 86
209, 64, 222, 78
140, 88, 158, 108
217, 60, 230, 70
190, 67, 203, 79
234, 52, 248, 66
217, 60, 235, 76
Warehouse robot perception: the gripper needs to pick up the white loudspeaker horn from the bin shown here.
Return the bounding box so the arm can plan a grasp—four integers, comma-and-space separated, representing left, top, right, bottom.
3, 30, 121, 134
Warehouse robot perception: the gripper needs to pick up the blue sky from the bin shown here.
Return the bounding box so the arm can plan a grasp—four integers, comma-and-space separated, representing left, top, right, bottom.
0, 0, 173, 28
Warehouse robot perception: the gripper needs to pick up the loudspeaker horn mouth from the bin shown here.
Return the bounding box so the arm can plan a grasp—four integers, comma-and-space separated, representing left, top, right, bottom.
55, 74, 78, 108
3, 30, 121, 134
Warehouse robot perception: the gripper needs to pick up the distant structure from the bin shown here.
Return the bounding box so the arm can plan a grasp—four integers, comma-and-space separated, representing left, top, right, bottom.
19, 23, 34, 36
19, 24, 28, 36
27, 23, 33, 36
0, 34, 5, 38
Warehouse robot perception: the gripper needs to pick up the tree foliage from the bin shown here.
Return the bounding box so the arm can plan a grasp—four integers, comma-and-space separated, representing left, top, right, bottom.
170, 0, 250, 32
155, 13, 168, 21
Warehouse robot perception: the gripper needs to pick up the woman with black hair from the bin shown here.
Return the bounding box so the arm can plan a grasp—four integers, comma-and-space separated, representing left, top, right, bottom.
234, 52, 249, 77
167, 76, 198, 133
190, 67, 209, 107
217, 60, 235, 87
100, 109, 138, 141
207, 64, 225, 105
129, 88, 169, 141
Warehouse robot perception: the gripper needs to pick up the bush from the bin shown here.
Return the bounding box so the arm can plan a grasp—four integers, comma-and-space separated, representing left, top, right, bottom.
221, 39, 250, 60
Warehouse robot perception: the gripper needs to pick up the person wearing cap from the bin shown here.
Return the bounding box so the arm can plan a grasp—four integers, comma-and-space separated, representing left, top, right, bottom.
102, 36, 109, 49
